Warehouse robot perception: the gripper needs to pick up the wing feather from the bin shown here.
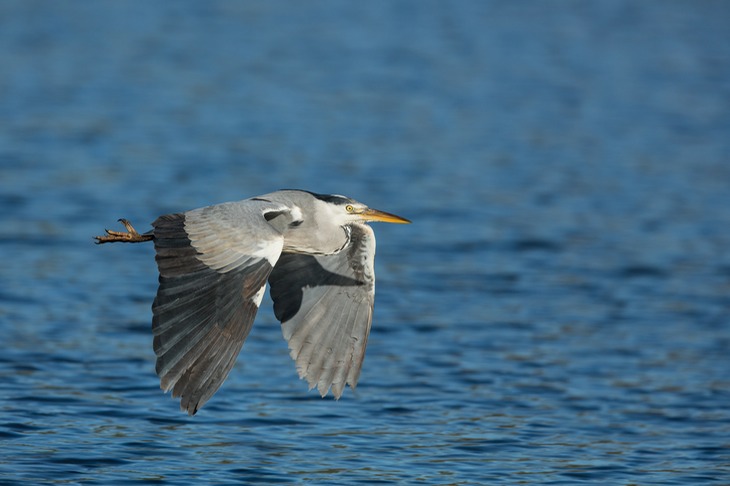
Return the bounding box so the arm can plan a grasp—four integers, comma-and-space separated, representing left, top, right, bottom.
268, 224, 376, 399
151, 200, 286, 414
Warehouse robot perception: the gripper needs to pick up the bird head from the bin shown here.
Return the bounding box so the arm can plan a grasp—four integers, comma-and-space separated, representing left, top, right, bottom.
293, 190, 411, 227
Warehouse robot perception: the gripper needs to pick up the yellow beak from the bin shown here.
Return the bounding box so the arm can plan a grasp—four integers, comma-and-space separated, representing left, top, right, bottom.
360, 208, 411, 224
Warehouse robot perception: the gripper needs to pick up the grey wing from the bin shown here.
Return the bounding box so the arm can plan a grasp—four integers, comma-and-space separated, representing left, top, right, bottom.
151, 201, 286, 415
268, 223, 376, 399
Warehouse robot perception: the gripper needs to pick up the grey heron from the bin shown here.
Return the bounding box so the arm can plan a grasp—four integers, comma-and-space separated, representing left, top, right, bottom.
95, 189, 410, 415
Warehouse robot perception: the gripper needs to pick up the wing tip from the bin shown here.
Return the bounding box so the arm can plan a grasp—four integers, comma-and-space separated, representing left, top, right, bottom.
179, 396, 201, 416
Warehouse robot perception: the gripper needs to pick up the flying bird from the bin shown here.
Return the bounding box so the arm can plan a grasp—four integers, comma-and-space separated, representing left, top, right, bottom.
95, 189, 410, 414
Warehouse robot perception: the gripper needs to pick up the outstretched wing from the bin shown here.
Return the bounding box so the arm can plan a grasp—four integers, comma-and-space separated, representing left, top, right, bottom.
152, 200, 287, 415
268, 223, 376, 399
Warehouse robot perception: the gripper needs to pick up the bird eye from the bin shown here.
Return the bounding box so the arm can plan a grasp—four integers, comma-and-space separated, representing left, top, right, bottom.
345, 205, 355, 213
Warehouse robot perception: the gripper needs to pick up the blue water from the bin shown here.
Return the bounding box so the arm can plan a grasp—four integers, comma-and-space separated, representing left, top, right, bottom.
1, 1, 729, 483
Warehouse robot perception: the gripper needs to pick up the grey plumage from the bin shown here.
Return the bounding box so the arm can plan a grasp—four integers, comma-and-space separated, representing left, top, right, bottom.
95, 189, 409, 415
269, 224, 375, 398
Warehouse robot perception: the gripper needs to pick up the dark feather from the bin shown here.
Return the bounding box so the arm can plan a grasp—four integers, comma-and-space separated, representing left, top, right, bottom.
151, 213, 274, 415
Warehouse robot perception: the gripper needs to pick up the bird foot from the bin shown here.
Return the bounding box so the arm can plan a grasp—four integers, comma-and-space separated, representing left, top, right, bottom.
94, 219, 153, 244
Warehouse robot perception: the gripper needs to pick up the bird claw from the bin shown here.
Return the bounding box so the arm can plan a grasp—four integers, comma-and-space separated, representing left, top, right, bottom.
94, 219, 153, 244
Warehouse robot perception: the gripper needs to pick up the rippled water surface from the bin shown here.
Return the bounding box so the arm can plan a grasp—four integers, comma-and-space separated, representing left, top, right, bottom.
1, 1, 729, 484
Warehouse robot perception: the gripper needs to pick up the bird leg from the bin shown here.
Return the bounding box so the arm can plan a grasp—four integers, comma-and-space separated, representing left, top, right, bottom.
94, 219, 154, 244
